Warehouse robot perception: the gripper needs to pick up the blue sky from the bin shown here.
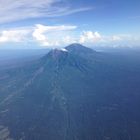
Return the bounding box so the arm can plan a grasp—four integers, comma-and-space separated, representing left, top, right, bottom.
0, 0, 140, 49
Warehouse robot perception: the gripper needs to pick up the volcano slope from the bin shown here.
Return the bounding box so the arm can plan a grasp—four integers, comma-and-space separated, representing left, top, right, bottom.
0, 44, 140, 140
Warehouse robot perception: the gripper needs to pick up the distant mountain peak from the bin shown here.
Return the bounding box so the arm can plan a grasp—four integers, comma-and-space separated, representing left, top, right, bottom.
65, 43, 96, 54
65, 43, 86, 49
41, 44, 97, 64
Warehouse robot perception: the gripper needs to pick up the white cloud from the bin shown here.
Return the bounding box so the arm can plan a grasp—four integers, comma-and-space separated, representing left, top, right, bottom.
0, 29, 30, 43
0, 25, 139, 48
112, 35, 122, 41
0, 0, 92, 24
32, 24, 77, 46
62, 36, 77, 44
111, 34, 132, 42
79, 31, 102, 43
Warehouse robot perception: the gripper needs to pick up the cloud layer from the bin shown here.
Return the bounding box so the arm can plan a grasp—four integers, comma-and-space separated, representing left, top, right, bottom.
0, 24, 139, 48
0, 29, 30, 43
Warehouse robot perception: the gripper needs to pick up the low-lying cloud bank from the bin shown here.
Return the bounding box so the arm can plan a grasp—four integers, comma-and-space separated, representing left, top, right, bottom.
0, 24, 139, 48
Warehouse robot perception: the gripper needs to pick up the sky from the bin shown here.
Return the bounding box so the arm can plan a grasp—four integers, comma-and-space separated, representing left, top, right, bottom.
0, 0, 140, 49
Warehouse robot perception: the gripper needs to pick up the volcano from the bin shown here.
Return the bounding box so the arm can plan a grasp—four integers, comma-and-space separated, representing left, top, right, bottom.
0, 44, 140, 140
